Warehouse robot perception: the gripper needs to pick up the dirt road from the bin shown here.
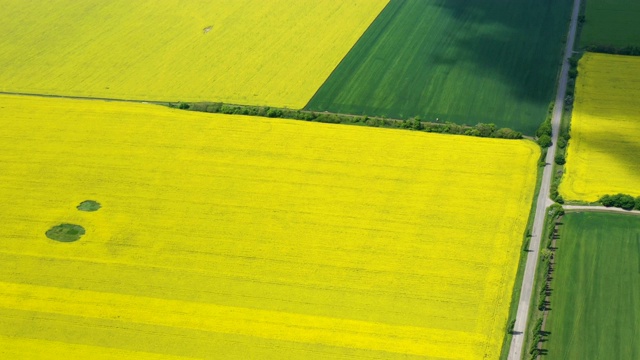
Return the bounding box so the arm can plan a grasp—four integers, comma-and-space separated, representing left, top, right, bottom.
507, 0, 582, 358
563, 205, 640, 215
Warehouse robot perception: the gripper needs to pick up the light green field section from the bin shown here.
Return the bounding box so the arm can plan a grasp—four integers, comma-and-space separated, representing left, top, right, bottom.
545, 212, 640, 359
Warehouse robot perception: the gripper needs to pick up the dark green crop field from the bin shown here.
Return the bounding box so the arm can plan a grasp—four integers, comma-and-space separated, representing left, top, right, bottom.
306, 0, 572, 135
546, 212, 640, 359
580, 0, 640, 48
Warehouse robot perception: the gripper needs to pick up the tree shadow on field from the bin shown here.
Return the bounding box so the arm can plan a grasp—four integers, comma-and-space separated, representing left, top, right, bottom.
413, 0, 572, 133
573, 128, 640, 184
432, 0, 573, 104
306, 0, 574, 134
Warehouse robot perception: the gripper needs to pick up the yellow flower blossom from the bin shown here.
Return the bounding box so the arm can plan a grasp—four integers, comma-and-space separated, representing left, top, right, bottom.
0, 95, 538, 359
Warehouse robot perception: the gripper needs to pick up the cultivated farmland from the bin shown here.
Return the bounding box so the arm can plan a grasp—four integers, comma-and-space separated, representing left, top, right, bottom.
545, 212, 640, 359
0, 0, 388, 108
580, 0, 640, 48
559, 53, 640, 201
0, 95, 539, 359
305, 0, 572, 135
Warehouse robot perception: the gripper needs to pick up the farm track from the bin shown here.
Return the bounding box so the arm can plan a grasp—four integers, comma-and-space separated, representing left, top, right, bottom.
563, 205, 640, 216
507, 0, 582, 358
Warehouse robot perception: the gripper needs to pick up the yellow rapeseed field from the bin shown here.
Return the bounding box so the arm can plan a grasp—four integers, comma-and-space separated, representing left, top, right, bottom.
0, 0, 388, 108
0, 95, 539, 359
560, 53, 640, 201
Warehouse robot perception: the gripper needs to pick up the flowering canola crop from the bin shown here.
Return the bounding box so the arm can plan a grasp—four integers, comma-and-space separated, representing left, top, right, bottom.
0, 95, 538, 359
0, 0, 388, 108
560, 53, 640, 201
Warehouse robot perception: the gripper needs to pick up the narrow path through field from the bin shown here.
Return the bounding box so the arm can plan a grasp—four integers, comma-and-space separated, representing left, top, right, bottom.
563, 205, 640, 215
507, 0, 581, 358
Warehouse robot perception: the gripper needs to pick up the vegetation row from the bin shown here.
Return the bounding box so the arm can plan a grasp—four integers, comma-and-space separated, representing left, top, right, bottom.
526, 204, 564, 359
585, 44, 640, 56
599, 194, 640, 211
171, 102, 524, 140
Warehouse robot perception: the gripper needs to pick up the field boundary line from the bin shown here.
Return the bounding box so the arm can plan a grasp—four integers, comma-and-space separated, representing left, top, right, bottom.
507, 0, 582, 358
302, 0, 398, 110
0, 91, 526, 140
0, 91, 167, 105
563, 205, 640, 215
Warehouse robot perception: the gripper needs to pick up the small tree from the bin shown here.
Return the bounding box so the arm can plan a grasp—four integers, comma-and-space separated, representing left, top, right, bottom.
554, 154, 566, 165
536, 120, 552, 138
537, 134, 552, 148
557, 137, 567, 149
533, 318, 544, 335
568, 68, 578, 79
600, 194, 614, 207
476, 123, 496, 137
409, 117, 423, 130
494, 128, 523, 139
538, 295, 547, 311
600, 194, 636, 210
617, 194, 636, 210
266, 108, 282, 118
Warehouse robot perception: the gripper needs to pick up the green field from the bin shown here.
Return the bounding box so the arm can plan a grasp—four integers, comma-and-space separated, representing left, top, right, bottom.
305, 0, 572, 135
580, 0, 640, 48
545, 212, 640, 359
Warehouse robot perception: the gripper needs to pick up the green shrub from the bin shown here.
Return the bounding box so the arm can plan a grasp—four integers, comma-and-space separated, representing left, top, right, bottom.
600, 194, 637, 210
568, 68, 578, 79
494, 127, 523, 139
537, 134, 552, 148
557, 137, 567, 149
173, 102, 524, 140
266, 108, 283, 118
536, 120, 552, 138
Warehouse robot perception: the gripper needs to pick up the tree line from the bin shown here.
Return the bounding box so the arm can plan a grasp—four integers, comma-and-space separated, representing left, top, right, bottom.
586, 44, 640, 56
599, 193, 640, 211
170, 102, 523, 139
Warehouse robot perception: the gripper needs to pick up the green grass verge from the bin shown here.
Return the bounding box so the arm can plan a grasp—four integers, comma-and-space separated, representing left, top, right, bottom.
580, 0, 640, 48
306, 0, 572, 135
523, 204, 563, 359
545, 212, 640, 359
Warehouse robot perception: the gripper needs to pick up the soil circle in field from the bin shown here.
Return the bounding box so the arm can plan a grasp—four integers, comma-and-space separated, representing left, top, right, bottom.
77, 200, 101, 212
45, 223, 85, 242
